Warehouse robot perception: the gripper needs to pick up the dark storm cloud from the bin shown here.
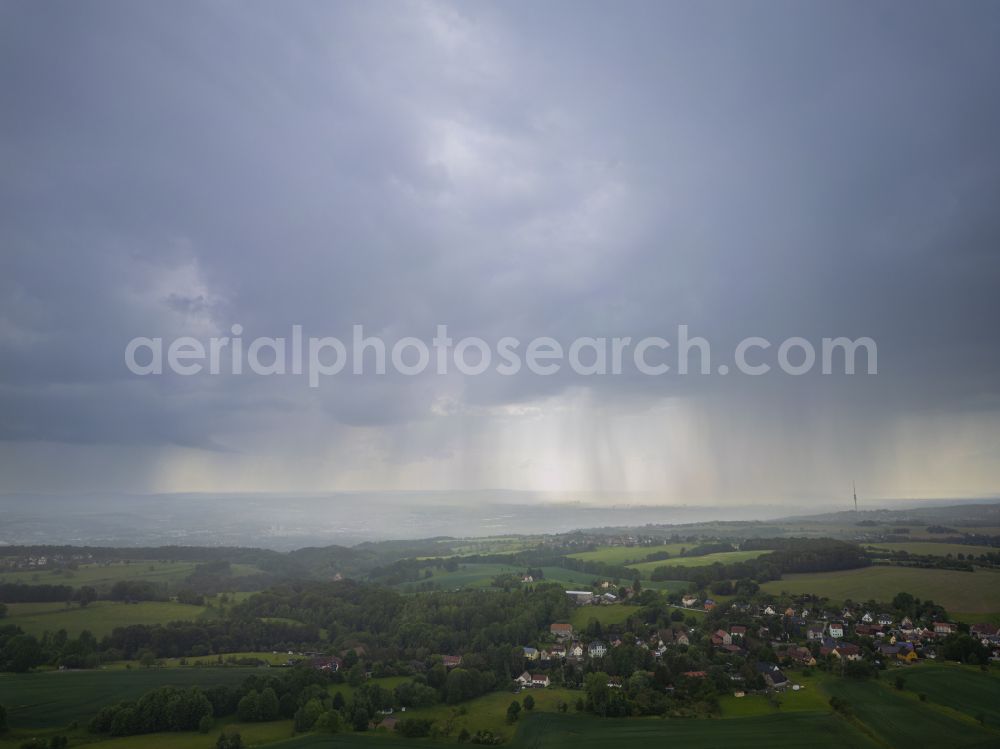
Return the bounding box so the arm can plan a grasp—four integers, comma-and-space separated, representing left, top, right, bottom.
1, 0, 999, 496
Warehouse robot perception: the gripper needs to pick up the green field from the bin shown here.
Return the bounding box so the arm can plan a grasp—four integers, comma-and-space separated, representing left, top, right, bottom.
397, 563, 521, 591
0, 560, 262, 590
759, 566, 1000, 618
823, 674, 999, 748
627, 550, 768, 574
569, 605, 641, 630
76, 720, 295, 749
514, 711, 878, 749
105, 651, 296, 669
897, 663, 1000, 729
273, 711, 878, 749
865, 542, 1000, 558
4, 600, 209, 637
719, 672, 829, 717
0, 668, 252, 729
567, 544, 689, 565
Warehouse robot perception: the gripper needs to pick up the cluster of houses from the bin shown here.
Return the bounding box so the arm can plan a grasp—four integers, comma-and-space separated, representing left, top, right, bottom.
518, 620, 694, 676
680, 594, 717, 611
2, 553, 54, 569
519, 623, 614, 665
703, 601, 1000, 665
515, 602, 999, 692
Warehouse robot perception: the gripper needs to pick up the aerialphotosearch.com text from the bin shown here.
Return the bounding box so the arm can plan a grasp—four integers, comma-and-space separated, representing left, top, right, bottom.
124, 325, 878, 387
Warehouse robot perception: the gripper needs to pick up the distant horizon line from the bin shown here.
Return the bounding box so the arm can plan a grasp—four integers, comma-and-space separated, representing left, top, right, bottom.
2, 489, 999, 508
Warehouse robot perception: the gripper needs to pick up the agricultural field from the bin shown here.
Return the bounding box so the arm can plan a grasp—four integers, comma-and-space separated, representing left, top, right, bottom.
637, 579, 691, 594
823, 673, 999, 748
897, 663, 1000, 729
277, 732, 452, 748
104, 651, 296, 669
0, 561, 261, 589
3, 599, 209, 637
627, 549, 768, 575
759, 566, 1000, 618
569, 604, 641, 630
79, 720, 295, 749
566, 544, 689, 565
511, 711, 879, 749
397, 563, 522, 591
865, 541, 999, 558
0, 668, 251, 730
537, 567, 603, 588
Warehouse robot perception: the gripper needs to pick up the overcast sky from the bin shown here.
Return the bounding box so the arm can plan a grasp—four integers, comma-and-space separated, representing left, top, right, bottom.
2, 1, 999, 505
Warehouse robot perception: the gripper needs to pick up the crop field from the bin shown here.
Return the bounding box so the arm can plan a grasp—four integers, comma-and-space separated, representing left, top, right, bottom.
276, 732, 452, 748
638, 579, 691, 593
0, 560, 263, 590
823, 674, 999, 748
74, 720, 296, 749
397, 563, 521, 591
566, 544, 689, 565
4, 599, 209, 637
104, 651, 297, 669
539, 567, 615, 588
0, 668, 252, 729
520, 712, 876, 748
511, 711, 878, 749
627, 550, 768, 574
865, 542, 999, 558
759, 566, 1000, 617
897, 664, 1000, 729
569, 604, 641, 629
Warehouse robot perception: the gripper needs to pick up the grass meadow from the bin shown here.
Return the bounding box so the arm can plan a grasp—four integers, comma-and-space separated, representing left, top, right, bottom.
3, 599, 209, 637
0, 668, 252, 729
0, 561, 263, 590
566, 544, 690, 565
626, 550, 769, 575
759, 566, 1000, 619
865, 542, 1000, 558
569, 605, 641, 630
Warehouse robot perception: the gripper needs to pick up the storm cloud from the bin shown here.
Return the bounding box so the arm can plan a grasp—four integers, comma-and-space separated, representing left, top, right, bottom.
2, 1, 999, 504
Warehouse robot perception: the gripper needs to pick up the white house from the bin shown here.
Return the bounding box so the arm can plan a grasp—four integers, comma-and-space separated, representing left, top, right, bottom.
588, 641, 608, 658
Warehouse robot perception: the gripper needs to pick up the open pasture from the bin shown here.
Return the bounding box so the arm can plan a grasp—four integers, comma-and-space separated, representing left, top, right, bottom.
759, 565, 1000, 617
0, 668, 251, 729
566, 544, 689, 565
865, 541, 999, 558
4, 599, 208, 637
569, 604, 641, 629
627, 549, 768, 574
0, 560, 262, 590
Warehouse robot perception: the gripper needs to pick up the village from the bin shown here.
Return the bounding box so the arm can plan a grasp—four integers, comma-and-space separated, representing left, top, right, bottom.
500, 587, 1000, 698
